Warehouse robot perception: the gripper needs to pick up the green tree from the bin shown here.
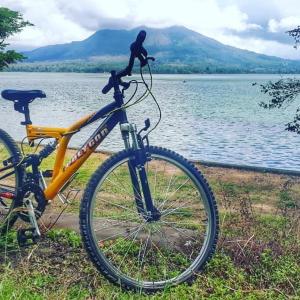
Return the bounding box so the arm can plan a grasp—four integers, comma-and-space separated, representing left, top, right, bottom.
259, 27, 300, 133
0, 7, 33, 70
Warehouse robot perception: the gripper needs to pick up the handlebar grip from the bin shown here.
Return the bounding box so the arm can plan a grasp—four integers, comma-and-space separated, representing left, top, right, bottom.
101, 30, 151, 94
129, 30, 148, 69
102, 81, 113, 94
136, 30, 146, 45
131, 30, 147, 56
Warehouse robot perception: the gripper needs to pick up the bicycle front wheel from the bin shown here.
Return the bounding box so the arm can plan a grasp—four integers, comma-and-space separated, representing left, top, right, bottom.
80, 146, 219, 293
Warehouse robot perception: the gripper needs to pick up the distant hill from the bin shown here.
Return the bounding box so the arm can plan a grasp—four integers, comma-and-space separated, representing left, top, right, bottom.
11, 26, 300, 74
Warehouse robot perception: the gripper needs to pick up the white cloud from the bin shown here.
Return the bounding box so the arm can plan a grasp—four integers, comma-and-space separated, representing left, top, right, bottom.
268, 16, 300, 33
0, 0, 299, 59
1, 0, 260, 48
215, 34, 300, 60
1, 0, 93, 48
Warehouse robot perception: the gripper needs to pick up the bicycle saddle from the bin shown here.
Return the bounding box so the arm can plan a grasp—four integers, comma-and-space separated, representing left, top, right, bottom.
1, 89, 46, 102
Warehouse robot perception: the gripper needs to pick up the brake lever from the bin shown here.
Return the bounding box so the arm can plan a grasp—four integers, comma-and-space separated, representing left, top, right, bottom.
137, 119, 151, 149
138, 119, 151, 135
120, 80, 130, 96
119, 80, 130, 90
139, 56, 155, 68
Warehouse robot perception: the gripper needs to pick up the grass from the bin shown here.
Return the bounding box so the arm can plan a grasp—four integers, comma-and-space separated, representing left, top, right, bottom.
0, 146, 299, 299
0, 220, 299, 299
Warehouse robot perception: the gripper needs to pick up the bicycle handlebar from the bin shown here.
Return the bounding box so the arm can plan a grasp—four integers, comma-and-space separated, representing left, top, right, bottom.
102, 30, 152, 94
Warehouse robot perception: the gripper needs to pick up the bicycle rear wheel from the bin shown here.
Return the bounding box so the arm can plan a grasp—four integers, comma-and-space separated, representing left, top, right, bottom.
80, 146, 219, 293
0, 129, 24, 235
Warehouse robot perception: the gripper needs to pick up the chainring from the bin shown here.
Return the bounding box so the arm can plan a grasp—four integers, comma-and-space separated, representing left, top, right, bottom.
16, 182, 47, 223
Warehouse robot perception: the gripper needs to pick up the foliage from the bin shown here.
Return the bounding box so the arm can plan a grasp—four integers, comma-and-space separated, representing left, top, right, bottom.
259, 78, 300, 133
287, 26, 300, 48
0, 7, 32, 70
259, 26, 300, 133
6, 59, 300, 74
47, 229, 81, 248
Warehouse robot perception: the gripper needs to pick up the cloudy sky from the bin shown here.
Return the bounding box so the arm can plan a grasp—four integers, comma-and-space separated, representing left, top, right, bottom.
1, 0, 300, 59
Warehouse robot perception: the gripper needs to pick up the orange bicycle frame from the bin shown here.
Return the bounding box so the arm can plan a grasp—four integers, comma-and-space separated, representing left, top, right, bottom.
25, 101, 123, 201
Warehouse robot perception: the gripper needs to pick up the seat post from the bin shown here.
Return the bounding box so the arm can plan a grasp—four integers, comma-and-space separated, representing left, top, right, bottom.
14, 101, 32, 125
22, 104, 32, 125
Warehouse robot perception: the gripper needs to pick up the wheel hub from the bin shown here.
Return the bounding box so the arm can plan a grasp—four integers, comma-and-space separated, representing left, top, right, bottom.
146, 206, 161, 222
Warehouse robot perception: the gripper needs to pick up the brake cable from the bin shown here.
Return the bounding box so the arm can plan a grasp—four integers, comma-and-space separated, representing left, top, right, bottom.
140, 62, 162, 139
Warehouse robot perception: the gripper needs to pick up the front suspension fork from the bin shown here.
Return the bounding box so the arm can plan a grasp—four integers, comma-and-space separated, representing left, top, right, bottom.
128, 159, 145, 215
121, 122, 159, 221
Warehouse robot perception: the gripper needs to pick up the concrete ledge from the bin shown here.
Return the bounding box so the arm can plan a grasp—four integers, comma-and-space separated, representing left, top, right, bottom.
196, 160, 300, 177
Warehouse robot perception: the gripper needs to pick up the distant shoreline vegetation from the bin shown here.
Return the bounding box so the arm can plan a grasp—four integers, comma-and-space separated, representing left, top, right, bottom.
9, 26, 300, 75
4, 60, 300, 74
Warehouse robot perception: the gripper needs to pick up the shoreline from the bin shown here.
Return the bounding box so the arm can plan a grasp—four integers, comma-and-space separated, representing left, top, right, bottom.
67, 146, 300, 177
19, 142, 300, 177
2, 70, 300, 75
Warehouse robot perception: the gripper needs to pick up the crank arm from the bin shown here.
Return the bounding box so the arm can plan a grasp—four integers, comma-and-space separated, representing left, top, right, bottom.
24, 199, 41, 237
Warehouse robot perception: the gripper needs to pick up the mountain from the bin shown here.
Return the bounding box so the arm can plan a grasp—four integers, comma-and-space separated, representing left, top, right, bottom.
17, 26, 300, 73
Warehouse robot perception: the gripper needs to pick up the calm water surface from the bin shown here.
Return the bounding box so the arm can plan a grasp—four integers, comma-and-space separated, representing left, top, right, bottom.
0, 72, 299, 170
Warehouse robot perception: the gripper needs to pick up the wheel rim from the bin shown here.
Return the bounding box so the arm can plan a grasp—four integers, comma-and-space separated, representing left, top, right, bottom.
0, 138, 19, 231
88, 152, 214, 288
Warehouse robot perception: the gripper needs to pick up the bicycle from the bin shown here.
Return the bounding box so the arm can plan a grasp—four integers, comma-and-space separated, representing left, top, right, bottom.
0, 30, 219, 293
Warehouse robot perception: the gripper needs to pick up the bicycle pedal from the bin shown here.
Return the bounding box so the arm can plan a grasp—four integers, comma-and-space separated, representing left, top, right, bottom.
17, 227, 40, 247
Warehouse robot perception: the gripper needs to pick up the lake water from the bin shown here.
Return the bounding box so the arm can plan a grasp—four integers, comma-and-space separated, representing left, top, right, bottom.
0, 72, 299, 170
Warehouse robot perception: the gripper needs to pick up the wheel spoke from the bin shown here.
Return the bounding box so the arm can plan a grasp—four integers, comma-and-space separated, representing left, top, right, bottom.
158, 173, 177, 211
152, 162, 159, 204
103, 177, 135, 202
97, 197, 139, 217
92, 217, 142, 232
162, 220, 207, 227
158, 178, 191, 211
160, 220, 199, 243
161, 201, 194, 217
117, 224, 145, 272
157, 226, 190, 270
136, 228, 151, 282
102, 223, 146, 254
111, 169, 139, 199
85, 148, 217, 289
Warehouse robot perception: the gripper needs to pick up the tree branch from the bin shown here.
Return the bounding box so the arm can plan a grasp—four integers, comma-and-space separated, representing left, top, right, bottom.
287, 26, 300, 49
259, 26, 300, 133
